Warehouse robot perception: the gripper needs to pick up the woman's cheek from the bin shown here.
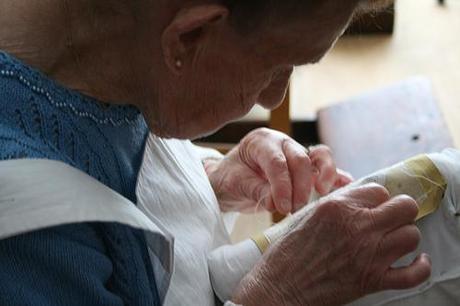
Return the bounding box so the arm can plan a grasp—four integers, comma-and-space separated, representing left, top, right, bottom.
257, 77, 291, 110
258, 67, 293, 108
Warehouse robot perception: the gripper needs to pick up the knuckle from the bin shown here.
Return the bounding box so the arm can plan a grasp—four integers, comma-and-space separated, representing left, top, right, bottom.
397, 195, 419, 216
397, 194, 417, 205
400, 194, 418, 207
291, 151, 310, 168
367, 209, 380, 229
241, 128, 272, 148
312, 144, 332, 155
367, 183, 391, 201
315, 198, 345, 219
270, 155, 288, 171
252, 127, 272, 138
239, 135, 257, 155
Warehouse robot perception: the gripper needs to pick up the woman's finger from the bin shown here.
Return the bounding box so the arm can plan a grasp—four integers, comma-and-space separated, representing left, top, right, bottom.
250, 140, 293, 214
334, 169, 354, 189
378, 224, 421, 267
380, 253, 431, 291
338, 183, 390, 209
238, 174, 272, 212
372, 195, 419, 232
283, 139, 313, 212
309, 145, 337, 195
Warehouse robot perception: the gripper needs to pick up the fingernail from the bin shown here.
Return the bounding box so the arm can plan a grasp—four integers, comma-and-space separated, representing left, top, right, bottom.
281, 200, 291, 213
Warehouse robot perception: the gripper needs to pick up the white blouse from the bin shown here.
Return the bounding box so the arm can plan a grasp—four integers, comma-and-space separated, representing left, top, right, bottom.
136, 135, 237, 305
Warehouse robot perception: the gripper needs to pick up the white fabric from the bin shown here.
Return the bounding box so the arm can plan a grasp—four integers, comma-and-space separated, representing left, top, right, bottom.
193, 145, 226, 162
136, 135, 234, 306
193, 145, 240, 235
0, 159, 174, 304
208, 239, 262, 301
349, 148, 460, 306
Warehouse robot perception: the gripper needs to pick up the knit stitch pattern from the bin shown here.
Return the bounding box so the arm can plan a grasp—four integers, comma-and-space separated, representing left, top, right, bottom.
0, 51, 160, 306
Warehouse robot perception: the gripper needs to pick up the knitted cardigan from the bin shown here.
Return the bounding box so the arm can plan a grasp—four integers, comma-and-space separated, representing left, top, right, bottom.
0, 51, 160, 306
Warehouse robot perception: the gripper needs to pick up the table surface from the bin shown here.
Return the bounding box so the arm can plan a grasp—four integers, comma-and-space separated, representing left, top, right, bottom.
318, 77, 454, 178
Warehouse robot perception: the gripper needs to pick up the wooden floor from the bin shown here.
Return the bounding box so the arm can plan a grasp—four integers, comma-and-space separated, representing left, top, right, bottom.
232, 0, 460, 242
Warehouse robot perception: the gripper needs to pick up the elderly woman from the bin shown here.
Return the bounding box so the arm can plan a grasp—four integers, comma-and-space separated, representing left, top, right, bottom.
0, 0, 434, 305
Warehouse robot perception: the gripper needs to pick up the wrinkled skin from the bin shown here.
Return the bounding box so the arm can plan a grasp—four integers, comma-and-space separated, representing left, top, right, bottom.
233, 184, 431, 306
205, 128, 353, 214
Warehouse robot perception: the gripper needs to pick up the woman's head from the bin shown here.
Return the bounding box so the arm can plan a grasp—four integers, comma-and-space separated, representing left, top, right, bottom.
0, 0, 392, 139
152, 0, 387, 138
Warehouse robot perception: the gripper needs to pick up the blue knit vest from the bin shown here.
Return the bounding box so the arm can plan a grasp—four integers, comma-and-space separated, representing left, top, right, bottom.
0, 51, 160, 305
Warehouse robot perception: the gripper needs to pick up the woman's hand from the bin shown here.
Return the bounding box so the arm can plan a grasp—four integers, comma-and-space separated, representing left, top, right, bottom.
232, 184, 432, 306
204, 128, 352, 214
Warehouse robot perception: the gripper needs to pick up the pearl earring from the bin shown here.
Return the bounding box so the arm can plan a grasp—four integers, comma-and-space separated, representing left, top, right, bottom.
175, 59, 183, 68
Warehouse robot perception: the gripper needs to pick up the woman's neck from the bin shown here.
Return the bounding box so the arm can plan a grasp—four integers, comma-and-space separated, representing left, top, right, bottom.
0, 1, 69, 74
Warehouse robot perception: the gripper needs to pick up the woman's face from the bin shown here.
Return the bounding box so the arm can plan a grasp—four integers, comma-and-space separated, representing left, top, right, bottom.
150, 0, 388, 139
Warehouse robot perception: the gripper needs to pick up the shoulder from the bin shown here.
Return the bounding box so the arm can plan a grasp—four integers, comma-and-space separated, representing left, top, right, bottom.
0, 69, 60, 161
0, 53, 67, 162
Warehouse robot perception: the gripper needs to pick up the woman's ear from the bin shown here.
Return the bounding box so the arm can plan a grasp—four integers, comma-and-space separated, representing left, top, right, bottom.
161, 4, 229, 74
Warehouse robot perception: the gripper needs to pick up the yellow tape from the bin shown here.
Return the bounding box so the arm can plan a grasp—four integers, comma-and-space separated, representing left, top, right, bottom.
385, 155, 447, 221
251, 234, 271, 254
